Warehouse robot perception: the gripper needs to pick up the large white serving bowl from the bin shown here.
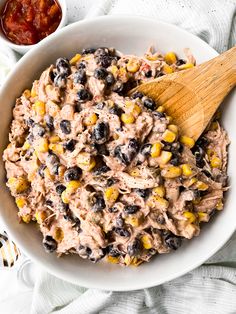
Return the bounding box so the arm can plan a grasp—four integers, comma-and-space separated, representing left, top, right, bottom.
0, 16, 235, 291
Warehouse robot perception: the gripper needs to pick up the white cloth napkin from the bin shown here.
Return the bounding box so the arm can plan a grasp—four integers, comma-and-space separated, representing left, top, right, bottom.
1, 0, 236, 313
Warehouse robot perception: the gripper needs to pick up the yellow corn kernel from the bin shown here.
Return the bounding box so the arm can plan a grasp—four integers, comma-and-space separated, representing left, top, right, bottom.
76, 153, 96, 171
132, 104, 142, 115
168, 124, 178, 134
49, 136, 61, 144
126, 59, 140, 73
181, 164, 193, 177
66, 180, 81, 193
28, 172, 36, 182
183, 211, 196, 223
21, 215, 31, 224
125, 216, 142, 227
125, 101, 141, 115
178, 63, 194, 70
216, 199, 223, 210
124, 255, 132, 266
35, 211, 47, 224
192, 198, 201, 205
23, 89, 31, 98
188, 177, 198, 186
129, 167, 140, 177
110, 65, 119, 76
146, 54, 158, 61
153, 186, 165, 198
163, 64, 173, 74
44, 167, 54, 180
210, 156, 222, 168
49, 143, 64, 155
107, 256, 119, 264
159, 150, 172, 165
196, 181, 209, 191
36, 138, 48, 153
8, 177, 29, 193
69, 53, 81, 65
34, 100, 46, 116
162, 129, 176, 143
31, 87, 37, 97
121, 113, 135, 124
54, 227, 64, 242
16, 197, 27, 208
151, 142, 162, 158
166, 115, 173, 123
61, 190, 69, 204
118, 67, 129, 80
207, 149, 214, 158
180, 135, 195, 149
162, 166, 182, 178
104, 187, 119, 203
156, 105, 165, 113
131, 257, 143, 267
84, 113, 98, 126
198, 212, 208, 222
154, 195, 169, 209
164, 52, 177, 65
141, 235, 153, 249
22, 141, 30, 150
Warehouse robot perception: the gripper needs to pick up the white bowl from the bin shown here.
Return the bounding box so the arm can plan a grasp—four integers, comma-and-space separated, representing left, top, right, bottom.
0, 0, 67, 54
0, 16, 235, 291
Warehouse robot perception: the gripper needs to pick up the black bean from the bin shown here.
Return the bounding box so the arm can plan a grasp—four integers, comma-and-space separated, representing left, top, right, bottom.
45, 199, 53, 207
32, 123, 45, 137
77, 89, 91, 101
163, 233, 182, 250
52, 164, 59, 175
124, 205, 140, 214
109, 105, 123, 116
64, 139, 76, 152
94, 67, 108, 80
108, 206, 118, 213
105, 73, 115, 85
56, 58, 71, 76
91, 193, 106, 212
114, 145, 129, 165
145, 70, 152, 78
43, 235, 57, 253
77, 61, 86, 69
49, 69, 56, 82
114, 227, 130, 237
93, 165, 111, 176
27, 118, 34, 127
46, 152, 60, 165
74, 69, 87, 85
60, 120, 71, 134
94, 47, 110, 57
135, 188, 150, 199
176, 59, 186, 66
128, 138, 139, 151
54, 74, 67, 88
202, 170, 212, 178
132, 91, 143, 99
38, 164, 46, 178
82, 48, 96, 55
140, 143, 152, 156
143, 98, 156, 110
127, 238, 141, 256
112, 81, 124, 94
96, 55, 113, 68
170, 156, 180, 166
153, 111, 165, 118
58, 201, 69, 212
93, 143, 109, 156
107, 178, 116, 187
156, 71, 164, 78
108, 247, 121, 257
93, 122, 109, 144
56, 184, 66, 195
44, 115, 54, 131
64, 166, 82, 182
195, 137, 209, 150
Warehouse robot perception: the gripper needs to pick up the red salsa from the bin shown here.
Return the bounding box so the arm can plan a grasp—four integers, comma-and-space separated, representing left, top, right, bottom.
0, 0, 62, 45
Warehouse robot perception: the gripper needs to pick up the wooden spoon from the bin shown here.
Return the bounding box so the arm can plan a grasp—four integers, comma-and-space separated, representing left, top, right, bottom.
131, 46, 236, 140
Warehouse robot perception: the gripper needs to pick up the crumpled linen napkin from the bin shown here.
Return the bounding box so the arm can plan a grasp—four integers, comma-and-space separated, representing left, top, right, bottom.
1, 0, 236, 313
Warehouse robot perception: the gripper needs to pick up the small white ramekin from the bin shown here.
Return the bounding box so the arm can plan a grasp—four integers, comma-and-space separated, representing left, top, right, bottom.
0, 0, 67, 54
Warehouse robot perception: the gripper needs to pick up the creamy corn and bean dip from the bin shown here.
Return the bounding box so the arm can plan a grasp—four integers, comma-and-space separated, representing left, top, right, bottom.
3, 47, 229, 266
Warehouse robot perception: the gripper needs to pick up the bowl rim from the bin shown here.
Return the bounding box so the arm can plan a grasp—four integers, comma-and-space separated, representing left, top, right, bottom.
0, 0, 67, 50
1, 14, 235, 291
